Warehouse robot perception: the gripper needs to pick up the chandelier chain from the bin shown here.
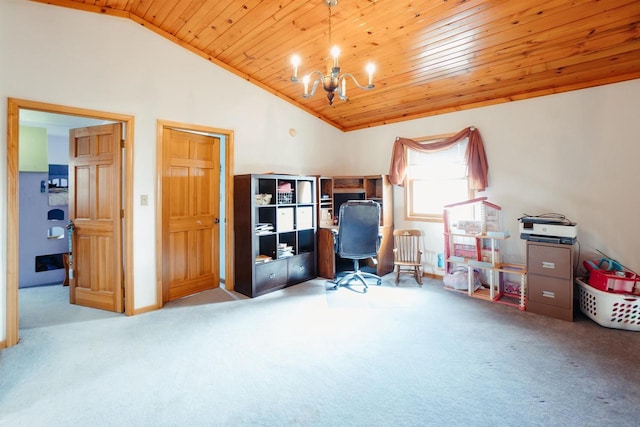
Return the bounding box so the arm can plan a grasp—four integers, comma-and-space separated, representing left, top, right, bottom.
328, 3, 332, 49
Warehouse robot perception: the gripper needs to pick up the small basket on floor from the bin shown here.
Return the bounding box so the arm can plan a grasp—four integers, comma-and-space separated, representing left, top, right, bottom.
576, 278, 640, 331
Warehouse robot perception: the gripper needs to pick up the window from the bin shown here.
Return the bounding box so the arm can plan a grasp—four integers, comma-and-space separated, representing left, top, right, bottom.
405, 136, 473, 222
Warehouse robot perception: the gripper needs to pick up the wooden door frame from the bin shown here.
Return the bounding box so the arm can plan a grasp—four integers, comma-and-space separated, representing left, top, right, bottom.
5, 98, 135, 348
155, 120, 234, 307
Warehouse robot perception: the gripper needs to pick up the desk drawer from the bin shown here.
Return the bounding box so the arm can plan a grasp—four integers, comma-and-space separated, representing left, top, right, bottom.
527, 243, 572, 279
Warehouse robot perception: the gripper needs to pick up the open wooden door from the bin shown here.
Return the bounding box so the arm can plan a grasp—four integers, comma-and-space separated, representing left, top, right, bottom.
68, 123, 124, 312
162, 128, 221, 302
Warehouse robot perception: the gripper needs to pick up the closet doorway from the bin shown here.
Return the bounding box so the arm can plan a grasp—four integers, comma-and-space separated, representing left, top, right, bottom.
156, 120, 235, 306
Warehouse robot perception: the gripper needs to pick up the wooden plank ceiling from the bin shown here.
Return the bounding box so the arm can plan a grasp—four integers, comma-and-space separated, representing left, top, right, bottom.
33, 0, 640, 131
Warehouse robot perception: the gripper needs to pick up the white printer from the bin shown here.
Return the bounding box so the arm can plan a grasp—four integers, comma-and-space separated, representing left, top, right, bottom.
519, 215, 577, 244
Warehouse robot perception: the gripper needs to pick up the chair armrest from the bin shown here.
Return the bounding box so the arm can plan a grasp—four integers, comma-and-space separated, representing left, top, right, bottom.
332, 228, 339, 253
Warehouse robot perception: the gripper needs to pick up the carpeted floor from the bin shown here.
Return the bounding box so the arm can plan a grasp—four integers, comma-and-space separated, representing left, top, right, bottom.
17, 284, 122, 330
1, 275, 639, 427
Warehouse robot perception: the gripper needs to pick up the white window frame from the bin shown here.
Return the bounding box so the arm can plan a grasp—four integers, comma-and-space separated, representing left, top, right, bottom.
404, 134, 474, 222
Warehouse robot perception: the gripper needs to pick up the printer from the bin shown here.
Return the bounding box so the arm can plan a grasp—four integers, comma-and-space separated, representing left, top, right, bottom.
519, 216, 577, 245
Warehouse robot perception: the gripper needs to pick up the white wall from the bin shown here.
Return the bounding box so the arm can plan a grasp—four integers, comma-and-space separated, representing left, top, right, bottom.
0, 0, 343, 342
344, 79, 640, 275
1, 0, 639, 344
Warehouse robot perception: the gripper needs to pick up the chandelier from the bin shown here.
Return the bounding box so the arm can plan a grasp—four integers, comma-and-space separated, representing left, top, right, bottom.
290, 0, 375, 105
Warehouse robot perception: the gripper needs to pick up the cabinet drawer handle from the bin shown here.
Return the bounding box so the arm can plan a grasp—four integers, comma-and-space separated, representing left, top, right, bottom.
542, 261, 555, 269
269, 273, 276, 279
299, 265, 304, 270
542, 290, 555, 299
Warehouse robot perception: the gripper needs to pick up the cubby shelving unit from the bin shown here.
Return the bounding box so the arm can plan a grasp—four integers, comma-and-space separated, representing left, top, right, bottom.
234, 174, 317, 297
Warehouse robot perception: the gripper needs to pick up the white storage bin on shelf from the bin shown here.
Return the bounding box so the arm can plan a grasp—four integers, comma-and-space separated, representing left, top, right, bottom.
576, 278, 640, 331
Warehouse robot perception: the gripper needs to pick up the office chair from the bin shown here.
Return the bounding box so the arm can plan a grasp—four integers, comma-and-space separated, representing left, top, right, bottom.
392, 229, 423, 284
333, 200, 382, 290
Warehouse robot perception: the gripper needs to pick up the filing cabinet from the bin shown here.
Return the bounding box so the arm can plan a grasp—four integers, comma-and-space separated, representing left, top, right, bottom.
526, 241, 574, 321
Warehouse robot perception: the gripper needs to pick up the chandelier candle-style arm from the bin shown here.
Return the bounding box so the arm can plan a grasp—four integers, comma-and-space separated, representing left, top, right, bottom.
298, 71, 327, 98
337, 73, 375, 101
290, 65, 376, 105
340, 72, 375, 90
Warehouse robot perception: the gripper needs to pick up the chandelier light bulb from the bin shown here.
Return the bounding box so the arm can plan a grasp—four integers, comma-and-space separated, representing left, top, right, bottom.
302, 74, 311, 95
366, 63, 375, 86
330, 46, 340, 68
291, 55, 301, 79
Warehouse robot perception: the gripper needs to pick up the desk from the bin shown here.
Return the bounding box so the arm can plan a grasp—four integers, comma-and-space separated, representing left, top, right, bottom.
317, 226, 394, 279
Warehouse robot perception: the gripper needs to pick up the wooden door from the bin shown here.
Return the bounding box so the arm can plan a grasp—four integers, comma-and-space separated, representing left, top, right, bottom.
69, 123, 124, 312
162, 129, 221, 302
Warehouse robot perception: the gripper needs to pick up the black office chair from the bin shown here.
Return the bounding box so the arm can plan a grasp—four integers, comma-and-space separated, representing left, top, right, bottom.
333, 200, 382, 290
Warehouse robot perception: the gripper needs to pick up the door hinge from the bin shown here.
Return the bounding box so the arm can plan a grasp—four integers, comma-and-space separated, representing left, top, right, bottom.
121, 209, 125, 218
121, 139, 125, 149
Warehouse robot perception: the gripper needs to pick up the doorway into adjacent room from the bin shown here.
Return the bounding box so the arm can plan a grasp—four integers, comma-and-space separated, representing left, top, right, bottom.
5, 98, 135, 348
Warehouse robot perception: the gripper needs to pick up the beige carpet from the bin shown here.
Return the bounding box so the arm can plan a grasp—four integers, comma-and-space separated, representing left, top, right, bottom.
3, 275, 639, 427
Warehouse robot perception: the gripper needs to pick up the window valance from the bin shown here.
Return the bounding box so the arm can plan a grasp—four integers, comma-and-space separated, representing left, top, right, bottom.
388, 126, 489, 191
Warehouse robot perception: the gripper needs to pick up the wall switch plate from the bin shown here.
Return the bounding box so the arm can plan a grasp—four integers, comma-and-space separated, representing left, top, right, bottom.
140, 194, 148, 206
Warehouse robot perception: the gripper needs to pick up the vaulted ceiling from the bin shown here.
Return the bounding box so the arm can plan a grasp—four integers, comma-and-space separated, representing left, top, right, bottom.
33, 0, 640, 131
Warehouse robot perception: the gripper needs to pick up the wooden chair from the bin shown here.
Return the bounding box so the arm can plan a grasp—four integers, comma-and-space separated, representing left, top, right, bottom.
392, 229, 423, 284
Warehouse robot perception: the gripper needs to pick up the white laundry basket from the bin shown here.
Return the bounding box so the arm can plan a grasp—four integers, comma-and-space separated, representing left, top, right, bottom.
576, 278, 640, 331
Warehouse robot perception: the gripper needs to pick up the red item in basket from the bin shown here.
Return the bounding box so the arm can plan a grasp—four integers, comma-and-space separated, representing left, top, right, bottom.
588, 269, 637, 293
